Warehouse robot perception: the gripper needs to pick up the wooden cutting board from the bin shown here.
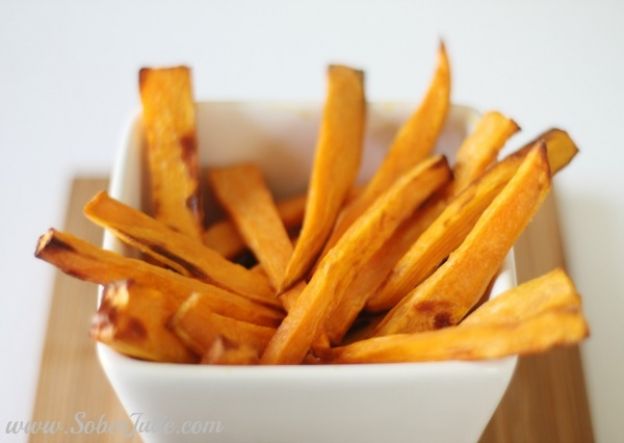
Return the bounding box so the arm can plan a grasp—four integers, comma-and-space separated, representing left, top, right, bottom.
30, 178, 594, 443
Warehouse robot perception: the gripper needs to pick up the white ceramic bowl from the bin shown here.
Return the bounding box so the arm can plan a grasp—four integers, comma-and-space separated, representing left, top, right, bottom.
99, 102, 517, 443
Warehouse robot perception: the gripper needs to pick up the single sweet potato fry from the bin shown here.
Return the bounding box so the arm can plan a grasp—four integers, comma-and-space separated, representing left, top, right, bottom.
367, 129, 579, 312
139, 66, 202, 238
325, 269, 588, 363
318, 42, 451, 260
261, 156, 451, 364
462, 268, 581, 326
208, 164, 293, 289
91, 281, 196, 363
452, 111, 520, 193
323, 307, 588, 364
35, 229, 284, 327
281, 65, 365, 290
374, 146, 551, 335
171, 292, 276, 356
518, 128, 579, 173
203, 193, 307, 258
84, 191, 278, 307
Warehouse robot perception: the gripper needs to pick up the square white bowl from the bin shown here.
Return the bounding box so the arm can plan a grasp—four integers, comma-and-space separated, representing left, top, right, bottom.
99, 102, 517, 443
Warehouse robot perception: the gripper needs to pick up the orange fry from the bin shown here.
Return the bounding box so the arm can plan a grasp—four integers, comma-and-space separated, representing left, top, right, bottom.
323, 307, 588, 364
282, 65, 365, 290
374, 146, 551, 336
518, 128, 579, 173
208, 164, 293, 289
84, 191, 278, 307
261, 156, 451, 364
462, 268, 581, 326
139, 66, 202, 238
35, 229, 284, 327
318, 42, 451, 260
452, 111, 520, 193
92, 281, 196, 363
172, 292, 276, 356
203, 193, 307, 258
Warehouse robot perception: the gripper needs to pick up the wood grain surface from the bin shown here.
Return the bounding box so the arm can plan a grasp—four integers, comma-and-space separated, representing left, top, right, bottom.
30, 178, 593, 443
30, 178, 141, 443
480, 189, 594, 443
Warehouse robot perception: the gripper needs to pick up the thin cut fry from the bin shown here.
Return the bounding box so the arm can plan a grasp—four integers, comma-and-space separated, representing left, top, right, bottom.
139, 67, 202, 238
35, 229, 284, 327
323, 307, 588, 364
518, 128, 579, 173
452, 111, 520, 193
282, 65, 365, 290
171, 292, 275, 356
208, 164, 293, 289
367, 129, 579, 312
203, 193, 307, 258
84, 191, 278, 307
462, 268, 581, 326
318, 42, 451, 259
92, 281, 196, 363
374, 146, 551, 335
261, 156, 451, 364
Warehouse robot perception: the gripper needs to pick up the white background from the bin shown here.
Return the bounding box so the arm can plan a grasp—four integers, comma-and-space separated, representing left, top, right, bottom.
1, 1, 623, 441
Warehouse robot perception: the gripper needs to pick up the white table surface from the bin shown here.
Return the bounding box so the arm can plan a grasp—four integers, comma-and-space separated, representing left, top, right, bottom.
1, 1, 623, 442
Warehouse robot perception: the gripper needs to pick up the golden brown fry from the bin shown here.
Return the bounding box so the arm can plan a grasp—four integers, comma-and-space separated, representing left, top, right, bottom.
35, 229, 284, 327
171, 292, 276, 356
545, 129, 579, 172
139, 66, 202, 238
201, 337, 261, 365
208, 164, 293, 289
367, 129, 579, 312
318, 42, 451, 259
84, 191, 278, 307
323, 307, 588, 364
91, 281, 196, 363
518, 128, 579, 174
462, 268, 581, 326
374, 146, 551, 336
281, 65, 365, 290
261, 156, 451, 364
202, 193, 307, 258
452, 111, 520, 193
